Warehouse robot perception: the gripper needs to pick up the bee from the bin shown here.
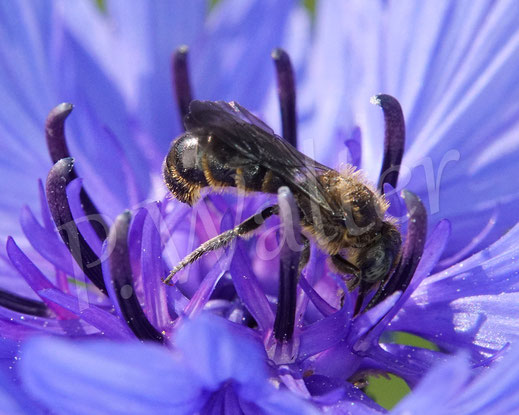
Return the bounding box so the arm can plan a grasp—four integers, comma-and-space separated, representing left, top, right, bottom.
162, 100, 401, 308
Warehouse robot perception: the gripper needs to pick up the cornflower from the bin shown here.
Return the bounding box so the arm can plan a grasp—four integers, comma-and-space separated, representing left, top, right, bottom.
1, 1, 519, 413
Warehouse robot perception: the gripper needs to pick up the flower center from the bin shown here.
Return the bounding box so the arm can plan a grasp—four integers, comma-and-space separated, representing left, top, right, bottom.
170, 47, 423, 337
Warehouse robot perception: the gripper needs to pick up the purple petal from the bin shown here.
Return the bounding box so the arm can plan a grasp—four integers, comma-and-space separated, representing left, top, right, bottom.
365, 344, 446, 388
299, 305, 351, 359
230, 242, 274, 334
191, 0, 297, 110
0, 304, 86, 337
182, 248, 233, 319
344, 126, 362, 168
392, 353, 470, 415
20, 205, 75, 276
392, 220, 519, 355
6, 236, 73, 319
175, 313, 269, 394
59, 1, 195, 187
254, 389, 319, 415
38, 288, 132, 340
127, 207, 146, 284
437, 207, 498, 269
353, 291, 402, 342
19, 336, 204, 415
298, 276, 337, 317
139, 204, 170, 329
102, 211, 164, 343
0, 368, 45, 415
451, 346, 519, 414
395, 346, 519, 414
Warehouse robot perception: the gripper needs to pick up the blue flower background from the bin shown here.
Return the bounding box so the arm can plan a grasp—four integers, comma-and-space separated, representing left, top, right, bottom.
2, 0, 519, 414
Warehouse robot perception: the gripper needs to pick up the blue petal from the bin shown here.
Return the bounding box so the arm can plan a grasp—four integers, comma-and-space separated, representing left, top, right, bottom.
38, 288, 133, 339
302, 0, 519, 256
62, 0, 207, 161
393, 346, 519, 414
451, 347, 519, 414
254, 390, 319, 415
0, 1, 154, 234
392, 222, 519, 356
20, 336, 204, 415
230, 242, 274, 334
139, 203, 170, 329
0, 368, 44, 415
391, 353, 470, 415
191, 0, 298, 110
175, 313, 268, 394
0, 1, 58, 239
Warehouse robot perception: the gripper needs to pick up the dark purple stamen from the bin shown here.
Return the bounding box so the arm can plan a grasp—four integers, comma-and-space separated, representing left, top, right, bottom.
370, 190, 427, 307
107, 211, 164, 343
45, 158, 107, 294
172, 45, 194, 127
0, 289, 48, 317
372, 94, 405, 192
45, 103, 74, 162
272, 48, 297, 148
273, 187, 302, 341
45, 103, 108, 241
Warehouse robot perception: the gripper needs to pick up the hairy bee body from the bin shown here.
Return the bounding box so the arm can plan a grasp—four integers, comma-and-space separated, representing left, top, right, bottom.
163, 130, 285, 204
163, 100, 402, 288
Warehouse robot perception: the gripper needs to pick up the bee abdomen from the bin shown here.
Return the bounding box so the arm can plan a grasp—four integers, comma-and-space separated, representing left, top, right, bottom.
235, 165, 268, 191
164, 132, 280, 205
202, 153, 235, 187
163, 133, 208, 205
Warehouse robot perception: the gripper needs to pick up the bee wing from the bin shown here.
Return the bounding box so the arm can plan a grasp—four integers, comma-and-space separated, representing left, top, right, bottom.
185, 100, 337, 214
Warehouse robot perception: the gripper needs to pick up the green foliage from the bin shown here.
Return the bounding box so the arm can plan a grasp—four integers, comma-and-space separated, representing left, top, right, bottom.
366, 331, 440, 409
303, 0, 316, 14
381, 331, 440, 351
95, 0, 106, 13
365, 373, 411, 410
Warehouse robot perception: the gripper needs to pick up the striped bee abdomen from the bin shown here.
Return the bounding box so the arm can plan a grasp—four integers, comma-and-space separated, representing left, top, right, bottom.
163, 131, 285, 205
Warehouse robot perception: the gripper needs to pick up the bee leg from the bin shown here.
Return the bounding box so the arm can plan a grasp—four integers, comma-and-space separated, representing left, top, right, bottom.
364, 274, 390, 311
346, 276, 360, 291
353, 279, 371, 316
330, 254, 359, 278
298, 235, 311, 275
163, 205, 279, 284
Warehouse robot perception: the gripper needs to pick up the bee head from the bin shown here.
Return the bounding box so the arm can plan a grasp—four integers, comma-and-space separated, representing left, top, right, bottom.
356, 222, 401, 283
